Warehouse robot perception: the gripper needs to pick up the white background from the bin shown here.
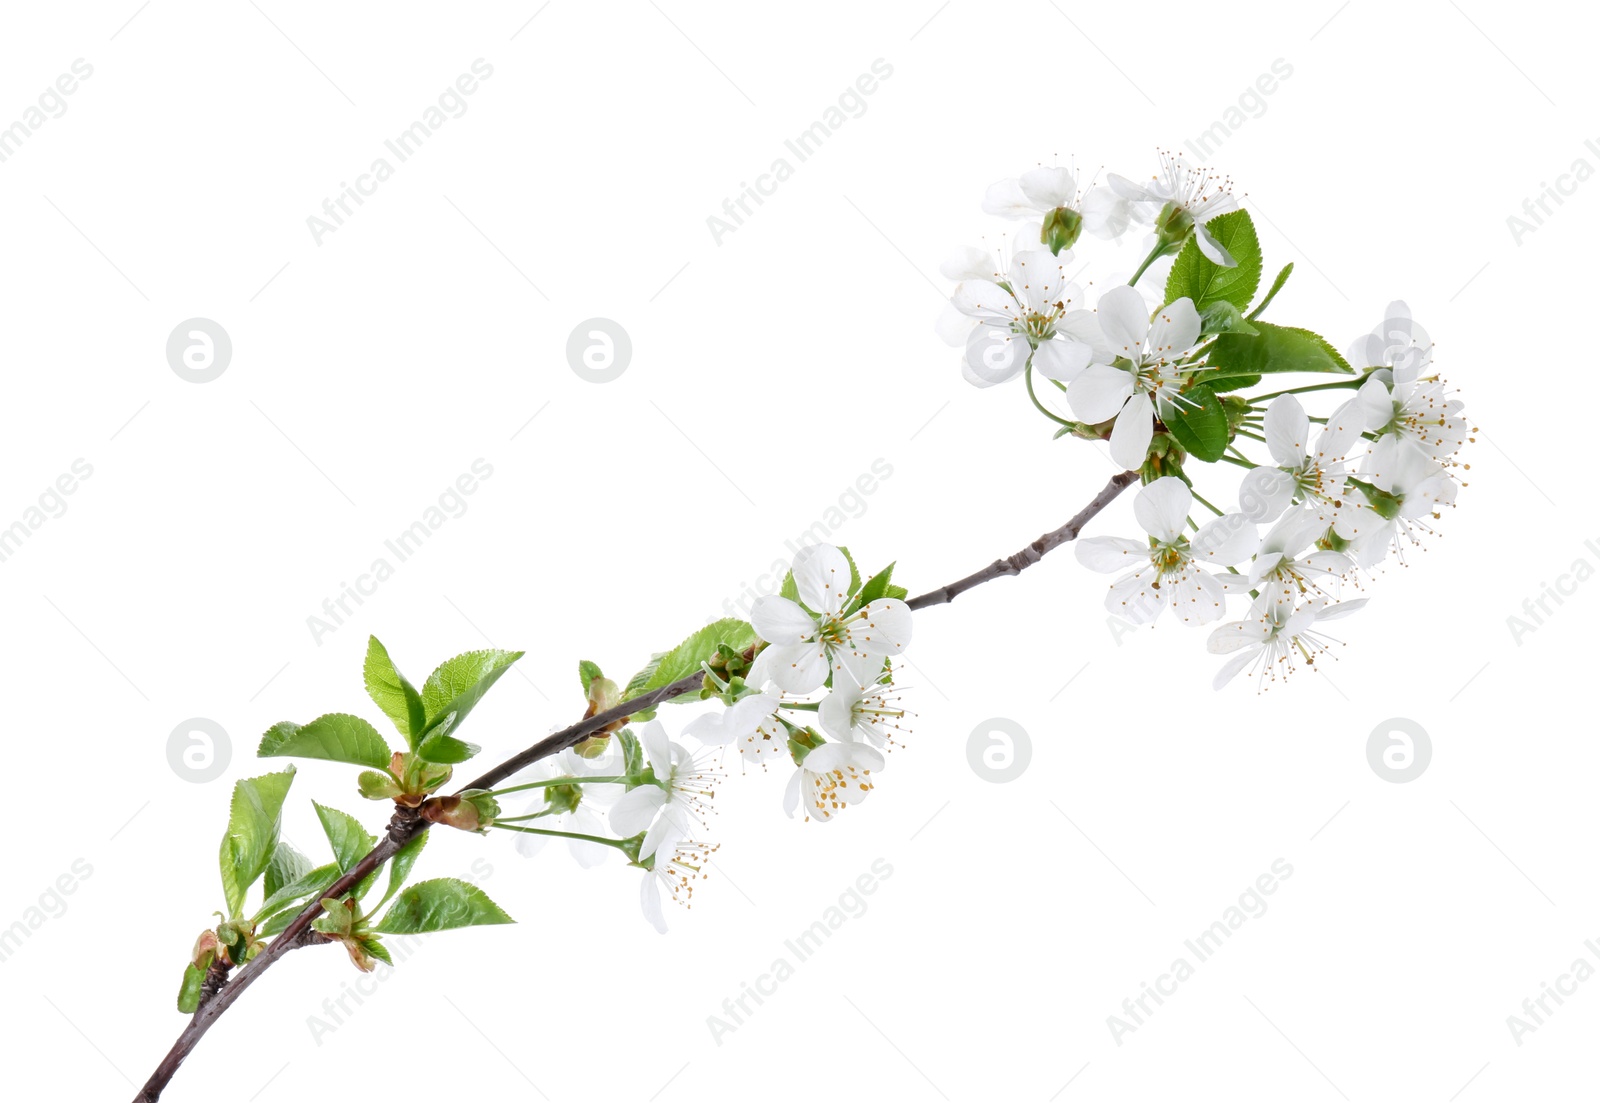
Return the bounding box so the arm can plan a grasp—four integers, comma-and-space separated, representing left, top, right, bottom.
0, 2, 1591, 1100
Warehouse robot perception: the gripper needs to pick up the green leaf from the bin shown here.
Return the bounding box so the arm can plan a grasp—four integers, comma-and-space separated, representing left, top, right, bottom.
1164, 210, 1262, 311
364, 637, 426, 742
578, 660, 604, 694
420, 649, 524, 737
364, 937, 394, 967
257, 713, 393, 769
415, 713, 480, 764
314, 803, 376, 875
263, 841, 312, 900
1198, 300, 1259, 338
778, 571, 800, 604
373, 832, 429, 913
834, 547, 864, 596
1202, 373, 1263, 393
1209, 321, 1354, 377
625, 618, 760, 701
857, 562, 900, 605
1163, 386, 1230, 463
1248, 262, 1294, 320
256, 860, 341, 921
218, 766, 297, 918
374, 878, 515, 934
177, 963, 206, 1014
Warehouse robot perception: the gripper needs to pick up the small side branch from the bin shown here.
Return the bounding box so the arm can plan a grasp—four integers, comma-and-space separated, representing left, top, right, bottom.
906, 469, 1138, 610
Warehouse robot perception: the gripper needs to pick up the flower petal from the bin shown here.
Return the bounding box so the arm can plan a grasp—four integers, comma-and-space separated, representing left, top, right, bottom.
1096, 284, 1151, 354
1075, 536, 1148, 573
1237, 466, 1295, 523
751, 595, 815, 644
1147, 297, 1201, 358
1264, 395, 1309, 466
1032, 337, 1093, 383
792, 543, 852, 615
1109, 393, 1155, 469
1135, 477, 1191, 544
1067, 365, 1135, 424
609, 785, 665, 837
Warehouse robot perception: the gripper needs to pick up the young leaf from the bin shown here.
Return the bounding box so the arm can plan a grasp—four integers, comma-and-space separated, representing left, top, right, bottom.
1198, 300, 1259, 337
364, 937, 394, 967
364, 637, 426, 742
1209, 321, 1354, 376
857, 562, 896, 604
372, 831, 429, 913
374, 878, 515, 934
415, 712, 480, 764
419, 649, 524, 741
626, 618, 760, 701
1163, 386, 1230, 463
1248, 262, 1294, 320
1164, 210, 1262, 312
218, 766, 297, 918
578, 660, 604, 694
834, 546, 864, 595
255, 861, 340, 922
314, 803, 376, 875
257, 713, 393, 769
263, 841, 313, 900
177, 963, 206, 1014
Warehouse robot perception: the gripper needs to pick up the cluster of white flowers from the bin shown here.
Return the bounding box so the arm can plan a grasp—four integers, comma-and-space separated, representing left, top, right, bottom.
506, 543, 913, 931
939, 154, 1470, 690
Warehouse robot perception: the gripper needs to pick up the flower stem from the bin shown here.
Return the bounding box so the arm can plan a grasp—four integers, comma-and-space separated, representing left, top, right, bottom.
1128, 242, 1166, 286
1247, 378, 1364, 405
1025, 364, 1075, 428
1189, 488, 1225, 516
487, 776, 630, 797
1219, 453, 1257, 470
490, 824, 628, 849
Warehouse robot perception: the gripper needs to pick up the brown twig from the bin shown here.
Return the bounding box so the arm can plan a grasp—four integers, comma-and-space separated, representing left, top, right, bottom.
131, 469, 1138, 1101
906, 469, 1139, 609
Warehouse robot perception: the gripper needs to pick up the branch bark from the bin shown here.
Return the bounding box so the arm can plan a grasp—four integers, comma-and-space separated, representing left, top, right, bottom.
906, 469, 1138, 609
132, 469, 1137, 1101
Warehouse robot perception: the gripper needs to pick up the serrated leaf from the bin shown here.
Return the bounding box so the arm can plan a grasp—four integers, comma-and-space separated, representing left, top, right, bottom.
857, 562, 898, 605
218, 766, 296, 918
578, 660, 603, 694
258, 713, 393, 769
415, 711, 479, 764
373, 832, 429, 913
1163, 386, 1230, 463
626, 618, 760, 703
263, 841, 313, 900
177, 963, 206, 1014
364, 937, 394, 967
1202, 373, 1263, 393
778, 571, 800, 604
364, 637, 426, 741
1209, 321, 1354, 376
255, 860, 340, 922
420, 649, 524, 737
314, 803, 376, 875
374, 878, 515, 934
1198, 300, 1259, 337
1165, 210, 1262, 311
834, 547, 864, 596
1248, 262, 1294, 320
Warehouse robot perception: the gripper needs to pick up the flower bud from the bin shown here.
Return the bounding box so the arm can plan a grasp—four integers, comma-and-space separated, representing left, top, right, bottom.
420, 789, 501, 833
1041, 206, 1084, 255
